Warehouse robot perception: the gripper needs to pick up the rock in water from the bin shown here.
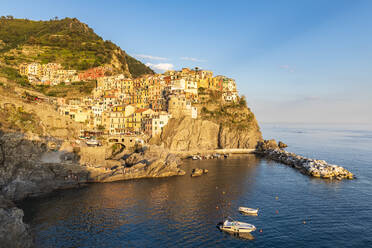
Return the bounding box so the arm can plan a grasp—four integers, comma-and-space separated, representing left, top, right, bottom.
278, 141, 288, 149
256, 139, 279, 151
191, 168, 204, 177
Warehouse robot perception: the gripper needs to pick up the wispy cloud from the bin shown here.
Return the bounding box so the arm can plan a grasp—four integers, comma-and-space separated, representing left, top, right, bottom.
280, 65, 295, 73
180, 57, 206, 62
135, 54, 168, 61
146, 63, 174, 72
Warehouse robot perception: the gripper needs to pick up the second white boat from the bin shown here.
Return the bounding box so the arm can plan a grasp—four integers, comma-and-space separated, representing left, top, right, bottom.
239, 207, 259, 215
217, 217, 256, 233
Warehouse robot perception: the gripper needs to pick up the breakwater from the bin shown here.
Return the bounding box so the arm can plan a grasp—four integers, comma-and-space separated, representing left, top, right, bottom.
258, 148, 353, 180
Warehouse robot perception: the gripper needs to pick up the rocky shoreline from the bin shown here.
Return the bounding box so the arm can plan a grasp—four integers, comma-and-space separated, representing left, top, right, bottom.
0, 132, 185, 247
256, 140, 354, 180
0, 133, 355, 247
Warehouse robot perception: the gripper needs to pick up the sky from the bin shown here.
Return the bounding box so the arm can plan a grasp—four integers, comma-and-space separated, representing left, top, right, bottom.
2, 0, 372, 124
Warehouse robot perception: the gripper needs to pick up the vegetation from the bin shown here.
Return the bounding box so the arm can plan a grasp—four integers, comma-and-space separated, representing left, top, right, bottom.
0, 17, 153, 76
0, 105, 42, 134
200, 99, 255, 131
35, 81, 96, 97
0, 66, 30, 86
125, 54, 153, 78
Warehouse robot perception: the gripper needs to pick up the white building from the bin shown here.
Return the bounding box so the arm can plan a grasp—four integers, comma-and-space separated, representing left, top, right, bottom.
152, 113, 172, 136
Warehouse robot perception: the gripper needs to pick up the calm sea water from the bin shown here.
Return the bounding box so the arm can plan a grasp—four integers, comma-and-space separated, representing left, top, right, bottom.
20, 123, 372, 247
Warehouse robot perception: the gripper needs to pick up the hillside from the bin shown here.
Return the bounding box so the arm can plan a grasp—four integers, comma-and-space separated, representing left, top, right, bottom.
0, 17, 154, 77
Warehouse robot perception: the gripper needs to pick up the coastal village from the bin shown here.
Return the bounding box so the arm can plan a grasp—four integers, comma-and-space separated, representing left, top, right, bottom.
0, 15, 360, 248
19, 62, 239, 146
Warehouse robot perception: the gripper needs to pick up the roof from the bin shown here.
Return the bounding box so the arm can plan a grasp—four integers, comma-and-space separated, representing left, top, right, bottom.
135, 108, 150, 113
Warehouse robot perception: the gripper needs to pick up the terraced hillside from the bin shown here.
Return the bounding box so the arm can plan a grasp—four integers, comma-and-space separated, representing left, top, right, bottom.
0, 17, 153, 77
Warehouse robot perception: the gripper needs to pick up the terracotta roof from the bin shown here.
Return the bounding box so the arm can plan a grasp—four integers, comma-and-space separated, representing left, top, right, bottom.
135, 108, 150, 113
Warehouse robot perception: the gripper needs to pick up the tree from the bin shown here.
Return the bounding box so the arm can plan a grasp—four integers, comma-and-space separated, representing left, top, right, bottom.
239, 95, 247, 107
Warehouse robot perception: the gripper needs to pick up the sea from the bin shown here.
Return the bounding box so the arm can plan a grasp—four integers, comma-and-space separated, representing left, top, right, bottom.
20, 123, 372, 247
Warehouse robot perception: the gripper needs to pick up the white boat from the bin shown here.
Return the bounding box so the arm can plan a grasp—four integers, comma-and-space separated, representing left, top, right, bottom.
239, 207, 259, 215
217, 217, 256, 233
86, 139, 99, 146
192, 155, 202, 160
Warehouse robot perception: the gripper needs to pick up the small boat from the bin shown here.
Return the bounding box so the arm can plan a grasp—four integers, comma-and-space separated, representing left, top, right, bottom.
86, 139, 99, 146
217, 217, 256, 233
239, 207, 259, 215
192, 155, 202, 160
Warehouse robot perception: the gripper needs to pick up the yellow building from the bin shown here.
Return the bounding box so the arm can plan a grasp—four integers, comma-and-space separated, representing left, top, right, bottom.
125, 108, 154, 133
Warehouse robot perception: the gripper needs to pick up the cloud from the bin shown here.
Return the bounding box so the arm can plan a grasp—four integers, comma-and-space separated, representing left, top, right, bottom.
280, 65, 295, 72
135, 54, 168, 61
180, 57, 206, 62
146, 63, 174, 72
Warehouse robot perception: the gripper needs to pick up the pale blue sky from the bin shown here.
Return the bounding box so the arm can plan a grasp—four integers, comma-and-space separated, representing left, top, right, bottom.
2, 0, 372, 124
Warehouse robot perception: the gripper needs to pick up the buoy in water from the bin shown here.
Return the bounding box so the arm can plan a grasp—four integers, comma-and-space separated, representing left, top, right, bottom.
276, 210, 279, 214
303, 221, 306, 224
275, 196, 279, 200
222, 191, 226, 194
259, 229, 263, 233
216, 206, 219, 209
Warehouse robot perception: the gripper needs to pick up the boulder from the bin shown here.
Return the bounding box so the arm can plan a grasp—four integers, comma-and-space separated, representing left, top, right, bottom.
278, 141, 288, 149
191, 168, 204, 177
256, 139, 279, 151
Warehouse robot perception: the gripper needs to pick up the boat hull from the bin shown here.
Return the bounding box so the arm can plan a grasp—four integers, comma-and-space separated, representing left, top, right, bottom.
239, 207, 258, 215
217, 221, 256, 233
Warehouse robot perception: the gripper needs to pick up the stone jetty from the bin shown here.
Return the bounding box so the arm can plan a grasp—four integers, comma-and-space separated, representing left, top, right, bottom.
256, 140, 353, 180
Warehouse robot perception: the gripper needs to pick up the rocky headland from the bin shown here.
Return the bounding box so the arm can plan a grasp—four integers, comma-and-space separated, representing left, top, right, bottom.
157, 101, 263, 152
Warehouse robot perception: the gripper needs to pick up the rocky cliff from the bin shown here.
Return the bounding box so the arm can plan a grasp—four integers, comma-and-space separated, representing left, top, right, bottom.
159, 105, 262, 151
160, 117, 220, 151
0, 195, 32, 248
0, 131, 185, 247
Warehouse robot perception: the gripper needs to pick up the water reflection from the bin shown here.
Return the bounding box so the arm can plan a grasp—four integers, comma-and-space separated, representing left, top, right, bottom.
21, 155, 261, 247
20, 145, 372, 248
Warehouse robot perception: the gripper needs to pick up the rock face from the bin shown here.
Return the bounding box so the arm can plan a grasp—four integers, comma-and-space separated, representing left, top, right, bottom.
0, 196, 33, 248
0, 131, 186, 247
219, 125, 263, 149
256, 141, 353, 180
160, 117, 262, 151
160, 117, 220, 151
0, 132, 88, 201
87, 146, 185, 182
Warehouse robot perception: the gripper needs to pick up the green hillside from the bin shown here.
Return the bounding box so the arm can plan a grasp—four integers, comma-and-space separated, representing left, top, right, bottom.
0, 16, 154, 77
